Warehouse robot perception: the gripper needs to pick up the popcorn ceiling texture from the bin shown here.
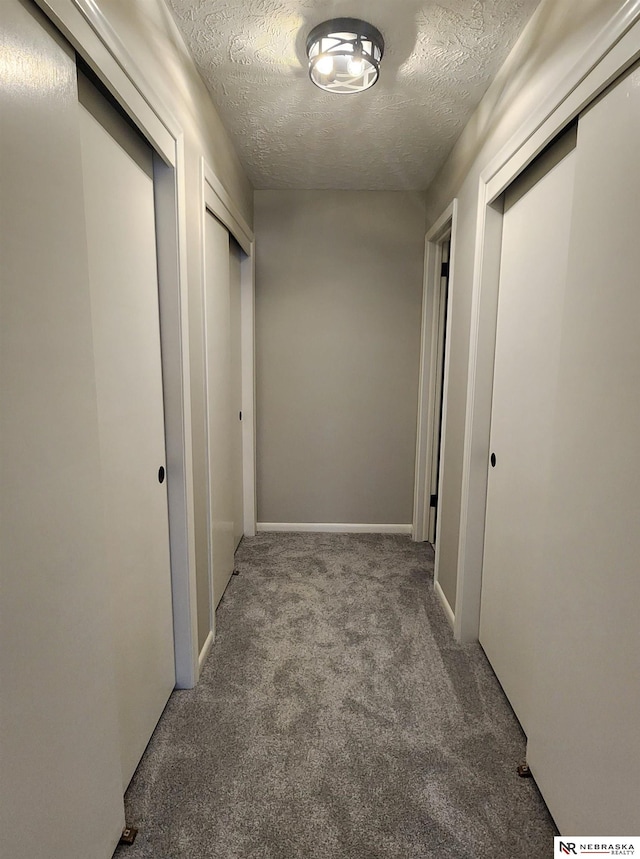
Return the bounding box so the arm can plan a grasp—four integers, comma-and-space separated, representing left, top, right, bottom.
165, 0, 541, 190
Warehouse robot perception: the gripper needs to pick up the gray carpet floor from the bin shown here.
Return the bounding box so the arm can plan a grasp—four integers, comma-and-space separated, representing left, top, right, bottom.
114, 533, 556, 858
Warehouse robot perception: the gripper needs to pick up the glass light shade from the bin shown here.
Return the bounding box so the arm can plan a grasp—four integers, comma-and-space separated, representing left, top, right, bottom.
306, 18, 384, 94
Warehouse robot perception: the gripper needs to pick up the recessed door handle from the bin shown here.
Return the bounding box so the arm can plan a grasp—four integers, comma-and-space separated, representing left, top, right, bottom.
158, 466, 165, 484
490, 453, 496, 468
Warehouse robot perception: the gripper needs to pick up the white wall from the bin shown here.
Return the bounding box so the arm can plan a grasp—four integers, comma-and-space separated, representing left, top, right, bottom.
95, 0, 253, 649
255, 191, 426, 527
424, 0, 627, 611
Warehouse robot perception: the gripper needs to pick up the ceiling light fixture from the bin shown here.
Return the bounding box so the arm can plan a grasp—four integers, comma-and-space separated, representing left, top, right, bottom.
306, 18, 384, 94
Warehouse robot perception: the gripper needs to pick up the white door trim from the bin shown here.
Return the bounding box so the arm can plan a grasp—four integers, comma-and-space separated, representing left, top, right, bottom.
33, 0, 201, 686
202, 161, 253, 255
454, 0, 640, 643
413, 200, 458, 545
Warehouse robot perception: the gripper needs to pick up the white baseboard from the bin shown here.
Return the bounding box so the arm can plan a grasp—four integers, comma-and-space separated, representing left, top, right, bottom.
256, 522, 413, 535
434, 579, 455, 629
198, 629, 214, 673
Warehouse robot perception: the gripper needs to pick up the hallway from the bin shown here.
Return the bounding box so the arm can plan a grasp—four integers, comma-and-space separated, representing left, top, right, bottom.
115, 534, 555, 858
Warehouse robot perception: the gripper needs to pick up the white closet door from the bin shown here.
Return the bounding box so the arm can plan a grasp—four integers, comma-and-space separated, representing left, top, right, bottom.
204, 212, 235, 607
229, 237, 244, 550
78, 74, 175, 789
526, 65, 640, 834
0, 4, 124, 856
479, 138, 576, 732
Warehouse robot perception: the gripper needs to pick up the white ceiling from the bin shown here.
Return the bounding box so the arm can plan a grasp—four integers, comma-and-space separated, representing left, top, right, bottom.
166, 0, 541, 190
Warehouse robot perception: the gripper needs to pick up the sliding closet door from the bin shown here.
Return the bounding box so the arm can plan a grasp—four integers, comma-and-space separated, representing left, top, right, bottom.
204, 212, 235, 607
481, 63, 640, 834
479, 134, 576, 733
78, 73, 175, 789
526, 64, 640, 834
0, 3, 124, 856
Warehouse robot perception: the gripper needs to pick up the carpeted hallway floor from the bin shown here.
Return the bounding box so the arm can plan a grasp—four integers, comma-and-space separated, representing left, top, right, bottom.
114, 533, 556, 858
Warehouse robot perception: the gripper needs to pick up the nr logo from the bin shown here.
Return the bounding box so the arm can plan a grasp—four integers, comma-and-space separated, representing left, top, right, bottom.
559, 844, 577, 856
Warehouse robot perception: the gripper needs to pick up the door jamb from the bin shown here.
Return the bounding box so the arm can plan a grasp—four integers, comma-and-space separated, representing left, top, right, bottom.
428, 239, 450, 545
413, 201, 457, 543
454, 2, 640, 643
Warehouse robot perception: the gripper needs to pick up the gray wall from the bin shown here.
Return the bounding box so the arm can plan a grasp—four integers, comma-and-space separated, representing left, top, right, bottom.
255, 191, 426, 525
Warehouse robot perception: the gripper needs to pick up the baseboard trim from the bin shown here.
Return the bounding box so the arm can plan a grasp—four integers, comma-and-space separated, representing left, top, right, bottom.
256, 522, 413, 535
434, 580, 455, 630
198, 629, 214, 673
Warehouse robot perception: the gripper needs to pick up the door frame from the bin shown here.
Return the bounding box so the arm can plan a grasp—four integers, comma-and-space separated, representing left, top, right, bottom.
34, 0, 201, 686
413, 203, 458, 537
453, 1, 640, 642
429, 239, 450, 547
413, 202, 457, 627
199, 158, 256, 665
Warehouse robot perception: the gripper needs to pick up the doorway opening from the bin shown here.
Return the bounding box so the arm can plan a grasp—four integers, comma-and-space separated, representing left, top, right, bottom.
413, 204, 457, 542
428, 238, 450, 545
413, 202, 457, 626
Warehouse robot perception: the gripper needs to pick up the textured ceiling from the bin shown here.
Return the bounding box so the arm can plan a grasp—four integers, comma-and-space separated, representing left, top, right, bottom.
166, 0, 541, 190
